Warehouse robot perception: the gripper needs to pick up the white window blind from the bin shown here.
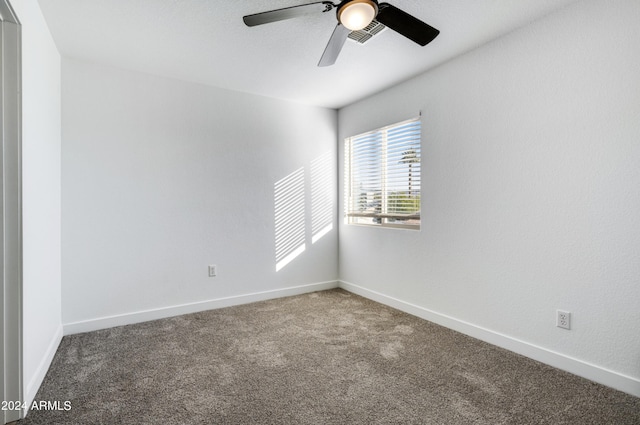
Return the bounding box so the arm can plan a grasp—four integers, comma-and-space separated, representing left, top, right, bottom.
344, 117, 421, 229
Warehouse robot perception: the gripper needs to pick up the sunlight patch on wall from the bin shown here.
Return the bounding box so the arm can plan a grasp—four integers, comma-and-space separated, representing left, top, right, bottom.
311, 151, 334, 244
274, 167, 306, 271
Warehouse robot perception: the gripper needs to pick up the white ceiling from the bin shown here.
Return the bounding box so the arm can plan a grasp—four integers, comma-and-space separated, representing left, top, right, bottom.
38, 0, 580, 109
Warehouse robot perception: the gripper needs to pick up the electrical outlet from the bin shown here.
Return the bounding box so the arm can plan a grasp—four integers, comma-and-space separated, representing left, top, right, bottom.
208, 265, 217, 277
557, 310, 571, 330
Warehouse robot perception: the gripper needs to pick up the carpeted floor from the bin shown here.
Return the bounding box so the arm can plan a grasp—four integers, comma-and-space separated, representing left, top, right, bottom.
19, 289, 640, 424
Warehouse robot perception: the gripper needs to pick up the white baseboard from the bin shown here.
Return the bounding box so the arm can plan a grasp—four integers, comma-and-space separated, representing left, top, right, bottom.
338, 280, 640, 398
63, 281, 339, 336
24, 324, 64, 416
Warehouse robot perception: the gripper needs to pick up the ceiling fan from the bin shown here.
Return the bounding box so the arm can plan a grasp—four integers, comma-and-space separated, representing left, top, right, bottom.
243, 0, 440, 67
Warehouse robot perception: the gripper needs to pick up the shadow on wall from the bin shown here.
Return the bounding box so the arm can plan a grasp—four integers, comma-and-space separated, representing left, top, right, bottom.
274, 151, 334, 272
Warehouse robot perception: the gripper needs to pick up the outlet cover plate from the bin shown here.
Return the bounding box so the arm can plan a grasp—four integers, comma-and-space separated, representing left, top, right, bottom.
557, 310, 571, 330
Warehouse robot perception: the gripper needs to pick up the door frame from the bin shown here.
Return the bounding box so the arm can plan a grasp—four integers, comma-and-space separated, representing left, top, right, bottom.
0, 0, 22, 423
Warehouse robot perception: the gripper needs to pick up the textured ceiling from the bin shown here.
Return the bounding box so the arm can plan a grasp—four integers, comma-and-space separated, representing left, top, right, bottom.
38, 0, 580, 109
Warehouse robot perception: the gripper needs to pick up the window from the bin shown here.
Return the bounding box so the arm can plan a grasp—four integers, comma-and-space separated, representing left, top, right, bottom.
344, 117, 421, 229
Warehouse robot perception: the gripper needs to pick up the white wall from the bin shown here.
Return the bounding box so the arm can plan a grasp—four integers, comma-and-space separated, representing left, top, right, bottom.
11, 0, 63, 408
338, 0, 640, 396
61, 59, 338, 330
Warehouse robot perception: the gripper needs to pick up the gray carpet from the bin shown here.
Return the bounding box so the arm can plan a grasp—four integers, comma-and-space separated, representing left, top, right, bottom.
20, 289, 640, 424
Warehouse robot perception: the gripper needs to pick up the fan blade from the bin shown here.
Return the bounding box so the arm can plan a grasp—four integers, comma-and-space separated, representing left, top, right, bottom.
243, 1, 332, 27
376, 3, 439, 46
318, 23, 351, 67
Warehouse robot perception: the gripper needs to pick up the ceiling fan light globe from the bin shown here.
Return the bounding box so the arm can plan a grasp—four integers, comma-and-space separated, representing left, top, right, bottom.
338, 0, 377, 31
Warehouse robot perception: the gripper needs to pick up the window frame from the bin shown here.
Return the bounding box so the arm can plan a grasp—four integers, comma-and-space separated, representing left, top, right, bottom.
344, 116, 422, 230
